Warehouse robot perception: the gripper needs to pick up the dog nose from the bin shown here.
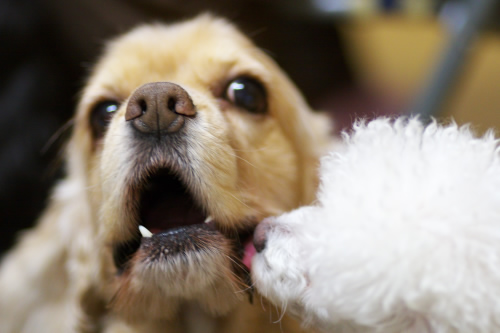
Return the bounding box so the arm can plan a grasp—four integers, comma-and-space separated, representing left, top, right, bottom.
253, 218, 272, 253
125, 82, 196, 134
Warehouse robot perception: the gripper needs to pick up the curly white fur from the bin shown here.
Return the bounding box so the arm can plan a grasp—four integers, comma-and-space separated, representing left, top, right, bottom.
252, 118, 500, 332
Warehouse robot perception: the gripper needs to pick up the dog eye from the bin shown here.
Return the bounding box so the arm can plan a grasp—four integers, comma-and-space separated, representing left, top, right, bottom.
90, 101, 120, 138
225, 77, 267, 114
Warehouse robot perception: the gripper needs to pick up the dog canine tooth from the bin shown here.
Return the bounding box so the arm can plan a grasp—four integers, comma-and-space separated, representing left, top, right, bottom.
204, 216, 213, 223
138, 225, 153, 238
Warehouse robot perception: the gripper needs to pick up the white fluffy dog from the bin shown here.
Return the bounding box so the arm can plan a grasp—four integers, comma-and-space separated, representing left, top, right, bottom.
251, 118, 500, 333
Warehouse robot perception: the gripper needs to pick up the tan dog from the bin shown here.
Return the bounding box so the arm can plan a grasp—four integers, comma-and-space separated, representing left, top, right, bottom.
0, 15, 330, 333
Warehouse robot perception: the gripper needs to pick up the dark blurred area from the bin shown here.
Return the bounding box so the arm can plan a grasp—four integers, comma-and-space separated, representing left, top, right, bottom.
1, 0, 499, 255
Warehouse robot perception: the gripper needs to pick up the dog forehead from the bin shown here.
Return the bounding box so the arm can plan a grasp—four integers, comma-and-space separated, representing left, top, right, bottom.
87, 15, 267, 98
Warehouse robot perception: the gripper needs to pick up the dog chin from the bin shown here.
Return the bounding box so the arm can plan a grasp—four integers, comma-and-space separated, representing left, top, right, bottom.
110, 225, 245, 320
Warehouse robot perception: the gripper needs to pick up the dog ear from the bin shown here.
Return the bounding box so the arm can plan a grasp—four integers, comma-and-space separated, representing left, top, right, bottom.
0, 177, 96, 331
270, 79, 333, 205
299, 110, 335, 203
253, 50, 333, 205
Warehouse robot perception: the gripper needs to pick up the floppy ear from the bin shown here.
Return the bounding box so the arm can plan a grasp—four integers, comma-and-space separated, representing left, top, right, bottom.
297, 110, 335, 204
0, 200, 68, 330
0, 175, 97, 331
251, 46, 334, 205
267, 74, 333, 205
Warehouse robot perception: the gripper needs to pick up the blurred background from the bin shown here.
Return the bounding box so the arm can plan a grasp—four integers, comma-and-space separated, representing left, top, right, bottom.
1, 0, 499, 255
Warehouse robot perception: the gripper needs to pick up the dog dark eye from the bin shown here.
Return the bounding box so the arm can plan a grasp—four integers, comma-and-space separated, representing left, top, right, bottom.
225, 77, 267, 114
90, 101, 119, 138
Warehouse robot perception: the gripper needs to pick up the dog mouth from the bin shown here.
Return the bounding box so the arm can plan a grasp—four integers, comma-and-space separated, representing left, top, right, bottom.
138, 168, 207, 235
112, 168, 254, 276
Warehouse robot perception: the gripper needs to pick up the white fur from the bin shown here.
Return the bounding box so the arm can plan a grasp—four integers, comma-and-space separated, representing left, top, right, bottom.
252, 118, 500, 332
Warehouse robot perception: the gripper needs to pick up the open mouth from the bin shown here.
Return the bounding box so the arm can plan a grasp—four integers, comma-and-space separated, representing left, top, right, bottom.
112, 168, 254, 275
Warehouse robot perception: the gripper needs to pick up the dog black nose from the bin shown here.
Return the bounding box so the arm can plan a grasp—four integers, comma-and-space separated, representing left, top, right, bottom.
125, 82, 196, 134
253, 218, 272, 253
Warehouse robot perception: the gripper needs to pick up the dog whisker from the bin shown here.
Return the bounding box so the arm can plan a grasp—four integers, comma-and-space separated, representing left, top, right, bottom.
272, 303, 287, 324
230, 153, 260, 170
232, 147, 273, 153
235, 280, 256, 295
83, 184, 100, 191
246, 26, 268, 39
260, 294, 267, 312
223, 254, 246, 273
225, 191, 253, 211
41, 118, 74, 155
204, 136, 263, 171
278, 301, 288, 323
201, 132, 270, 170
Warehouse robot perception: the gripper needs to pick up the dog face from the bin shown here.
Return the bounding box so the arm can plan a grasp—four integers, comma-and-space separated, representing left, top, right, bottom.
67, 15, 329, 321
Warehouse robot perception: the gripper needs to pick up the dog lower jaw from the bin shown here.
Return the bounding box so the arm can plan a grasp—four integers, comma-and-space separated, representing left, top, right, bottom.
110, 266, 245, 322
109, 223, 251, 321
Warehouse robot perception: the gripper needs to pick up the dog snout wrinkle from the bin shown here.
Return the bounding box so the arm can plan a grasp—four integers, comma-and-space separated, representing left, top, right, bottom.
125, 82, 196, 135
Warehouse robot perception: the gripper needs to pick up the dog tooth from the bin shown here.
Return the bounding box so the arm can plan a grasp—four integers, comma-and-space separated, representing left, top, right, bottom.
204, 216, 213, 223
139, 225, 153, 238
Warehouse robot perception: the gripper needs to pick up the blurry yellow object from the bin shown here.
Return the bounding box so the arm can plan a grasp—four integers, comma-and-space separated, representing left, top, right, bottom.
402, 0, 434, 18
340, 16, 500, 133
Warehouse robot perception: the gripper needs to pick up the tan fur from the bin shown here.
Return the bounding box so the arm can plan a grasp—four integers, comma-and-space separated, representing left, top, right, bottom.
0, 15, 329, 333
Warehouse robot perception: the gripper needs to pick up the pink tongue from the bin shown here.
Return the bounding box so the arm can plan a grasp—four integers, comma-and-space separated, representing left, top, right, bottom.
242, 240, 256, 271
